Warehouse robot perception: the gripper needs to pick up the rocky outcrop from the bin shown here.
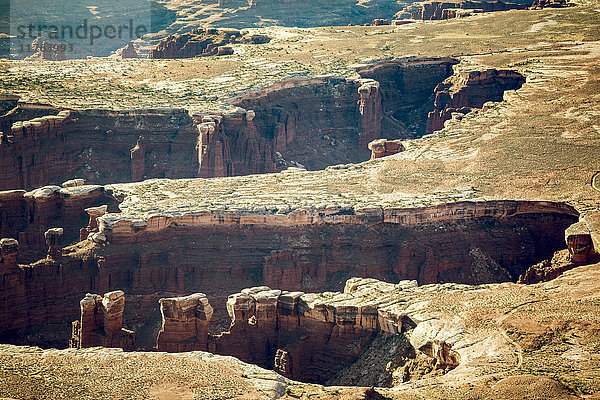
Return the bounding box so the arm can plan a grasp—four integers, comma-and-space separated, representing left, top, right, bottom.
150, 28, 269, 59
356, 58, 458, 138
156, 293, 213, 352
70, 290, 135, 350
426, 69, 526, 134
397, 0, 530, 21
0, 185, 117, 262
211, 285, 398, 383
44, 227, 63, 260
368, 139, 403, 159
79, 205, 108, 241
0, 107, 199, 191
118, 41, 138, 59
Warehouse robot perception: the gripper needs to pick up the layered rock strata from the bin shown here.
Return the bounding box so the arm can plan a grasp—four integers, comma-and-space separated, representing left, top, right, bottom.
211, 285, 402, 383
0, 198, 578, 343
70, 290, 135, 350
426, 69, 526, 134
150, 28, 269, 59
397, 0, 530, 21
0, 107, 199, 191
368, 139, 404, 159
0, 185, 116, 262
0, 60, 526, 187
157, 293, 213, 352
147, 281, 462, 385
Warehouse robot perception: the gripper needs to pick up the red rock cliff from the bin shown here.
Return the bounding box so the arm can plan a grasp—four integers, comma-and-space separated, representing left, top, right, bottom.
426, 69, 526, 134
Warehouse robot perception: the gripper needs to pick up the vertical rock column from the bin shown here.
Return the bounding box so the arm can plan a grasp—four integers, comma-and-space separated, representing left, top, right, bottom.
70, 290, 135, 350
357, 79, 383, 150
130, 136, 145, 182
196, 116, 230, 178
80, 205, 108, 241
0, 238, 19, 277
44, 227, 63, 260
157, 293, 214, 352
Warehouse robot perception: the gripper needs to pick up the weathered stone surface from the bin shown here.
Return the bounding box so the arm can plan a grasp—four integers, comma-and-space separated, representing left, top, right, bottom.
157, 293, 214, 352
0, 107, 198, 191
426, 69, 526, 134
44, 227, 63, 260
70, 290, 135, 350
368, 138, 403, 159
0, 238, 19, 273
397, 0, 530, 21
150, 28, 268, 59
118, 41, 139, 59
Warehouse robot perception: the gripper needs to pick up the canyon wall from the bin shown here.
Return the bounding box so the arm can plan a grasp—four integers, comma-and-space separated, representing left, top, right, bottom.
426, 69, 526, 134
1, 60, 526, 188
397, 1, 531, 21
0, 195, 577, 344
0, 185, 117, 263
357, 58, 458, 138
0, 107, 199, 191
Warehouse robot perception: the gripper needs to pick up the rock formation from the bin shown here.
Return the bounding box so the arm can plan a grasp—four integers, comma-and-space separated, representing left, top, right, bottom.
0, 107, 199, 191
0, 185, 116, 262
130, 136, 145, 182
150, 28, 269, 59
356, 58, 459, 138
79, 205, 108, 241
118, 41, 138, 59
357, 79, 383, 149
368, 139, 403, 159
44, 227, 63, 260
519, 220, 598, 283
565, 220, 593, 263
156, 293, 213, 352
211, 286, 390, 383
0, 60, 525, 186
426, 69, 526, 134
70, 290, 135, 350
0, 238, 19, 274
397, 0, 530, 21
0, 192, 579, 343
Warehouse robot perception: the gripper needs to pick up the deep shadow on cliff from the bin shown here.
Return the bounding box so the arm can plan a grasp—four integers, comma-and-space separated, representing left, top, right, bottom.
0, 195, 578, 350
0, 59, 526, 189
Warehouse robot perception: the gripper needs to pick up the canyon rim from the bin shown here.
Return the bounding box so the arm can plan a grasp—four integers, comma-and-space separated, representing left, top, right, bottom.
1, 0, 600, 399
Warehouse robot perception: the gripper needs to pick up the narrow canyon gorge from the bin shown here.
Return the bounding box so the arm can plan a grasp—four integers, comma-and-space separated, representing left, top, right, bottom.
0, 58, 525, 190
